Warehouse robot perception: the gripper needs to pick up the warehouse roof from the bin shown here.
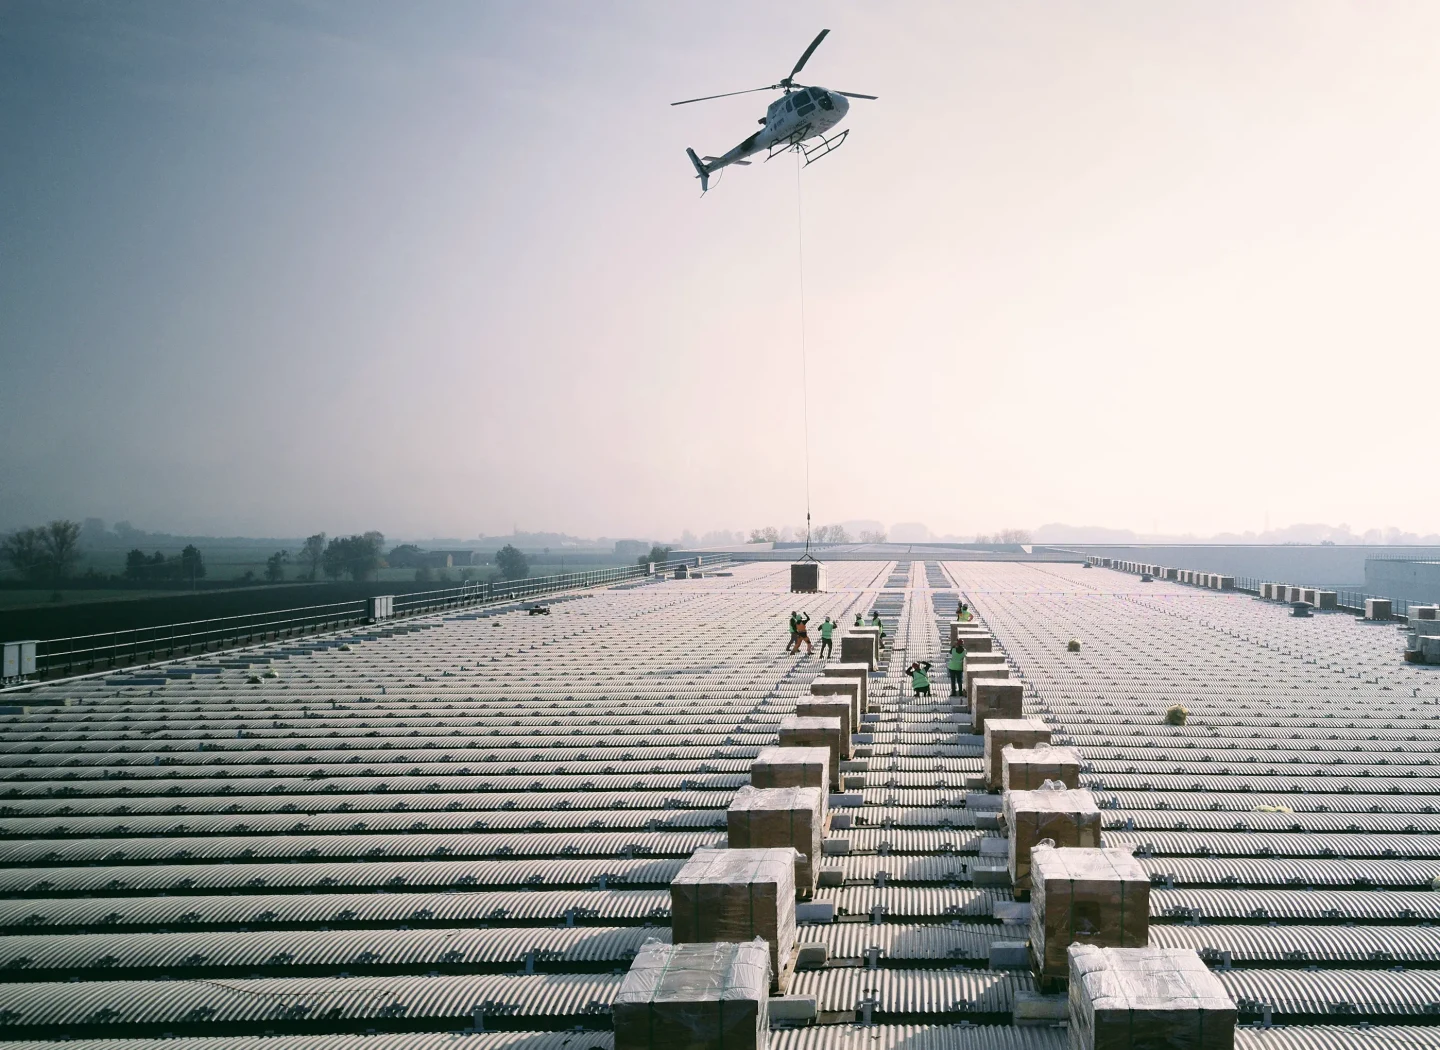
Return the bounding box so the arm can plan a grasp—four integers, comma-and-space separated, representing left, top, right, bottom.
1, 559, 1439, 1044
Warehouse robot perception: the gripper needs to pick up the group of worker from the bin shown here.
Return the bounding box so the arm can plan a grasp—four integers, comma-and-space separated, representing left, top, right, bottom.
785, 601, 971, 699
785, 610, 887, 658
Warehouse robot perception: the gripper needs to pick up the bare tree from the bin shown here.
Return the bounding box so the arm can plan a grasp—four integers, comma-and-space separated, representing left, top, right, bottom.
1, 528, 47, 582
301, 533, 326, 581
858, 529, 887, 544
748, 526, 779, 544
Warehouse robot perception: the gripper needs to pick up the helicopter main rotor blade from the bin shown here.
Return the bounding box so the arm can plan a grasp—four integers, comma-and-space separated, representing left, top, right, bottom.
785, 28, 830, 85
670, 84, 779, 106
835, 90, 878, 100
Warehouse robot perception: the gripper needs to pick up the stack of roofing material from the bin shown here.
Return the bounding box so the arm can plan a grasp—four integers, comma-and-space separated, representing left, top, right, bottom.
808, 677, 862, 726
614, 938, 770, 1050
1003, 787, 1103, 893
750, 746, 830, 800
983, 717, 1052, 790
1031, 847, 1151, 982
956, 632, 995, 653
670, 847, 798, 991
777, 716, 842, 786
790, 561, 826, 594
970, 679, 1024, 734
838, 632, 877, 670
1003, 744, 1082, 792
1366, 597, 1393, 619
1069, 944, 1236, 1050
793, 698, 852, 759
727, 786, 824, 898
816, 663, 869, 711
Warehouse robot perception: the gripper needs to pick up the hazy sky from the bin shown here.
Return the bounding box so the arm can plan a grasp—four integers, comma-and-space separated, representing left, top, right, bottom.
4, 1, 1440, 540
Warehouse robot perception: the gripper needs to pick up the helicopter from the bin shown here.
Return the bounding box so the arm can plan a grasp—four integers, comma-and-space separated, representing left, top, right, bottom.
672, 29, 877, 192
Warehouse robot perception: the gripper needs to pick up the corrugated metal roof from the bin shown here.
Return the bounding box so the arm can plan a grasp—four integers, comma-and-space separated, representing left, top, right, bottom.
7, 558, 1440, 1047
1, 1034, 613, 1050
773, 1025, 1068, 1050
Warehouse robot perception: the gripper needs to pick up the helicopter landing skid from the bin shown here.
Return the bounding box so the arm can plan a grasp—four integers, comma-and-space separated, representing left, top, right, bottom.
764, 127, 850, 167
799, 128, 848, 166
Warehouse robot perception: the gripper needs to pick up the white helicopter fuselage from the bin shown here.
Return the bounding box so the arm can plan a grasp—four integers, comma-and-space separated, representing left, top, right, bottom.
704, 87, 850, 174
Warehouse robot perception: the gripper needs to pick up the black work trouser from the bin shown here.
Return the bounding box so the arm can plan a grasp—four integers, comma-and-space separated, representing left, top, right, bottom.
819, 638, 833, 657
949, 670, 963, 694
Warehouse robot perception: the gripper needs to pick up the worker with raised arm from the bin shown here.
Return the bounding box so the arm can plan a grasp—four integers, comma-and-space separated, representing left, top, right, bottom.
785, 611, 800, 653
818, 616, 836, 658
792, 611, 812, 655
905, 660, 932, 698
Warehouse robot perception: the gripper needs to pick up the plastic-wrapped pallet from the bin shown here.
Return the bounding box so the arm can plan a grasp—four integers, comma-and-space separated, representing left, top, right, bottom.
671, 847, 798, 984
1004, 786, 1101, 891
983, 717, 1051, 789
777, 715, 842, 785
794, 698, 851, 759
965, 665, 1010, 697
1069, 944, 1235, 1050
750, 745, 830, 801
790, 562, 826, 593
957, 633, 994, 653
1031, 846, 1149, 980
838, 633, 877, 670
727, 785, 824, 897
614, 938, 770, 1050
970, 679, 1024, 734
809, 677, 862, 724
817, 663, 869, 711
1002, 743, 1082, 791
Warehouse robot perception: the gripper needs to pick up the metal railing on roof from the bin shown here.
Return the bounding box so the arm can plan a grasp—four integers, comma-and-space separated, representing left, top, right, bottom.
7, 557, 722, 682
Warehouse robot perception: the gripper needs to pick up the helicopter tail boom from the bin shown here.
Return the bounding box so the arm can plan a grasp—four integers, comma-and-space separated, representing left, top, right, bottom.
685, 147, 710, 192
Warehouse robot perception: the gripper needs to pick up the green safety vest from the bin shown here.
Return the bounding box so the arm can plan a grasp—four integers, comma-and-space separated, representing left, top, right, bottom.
820, 621, 834, 640
911, 668, 930, 689
948, 649, 965, 671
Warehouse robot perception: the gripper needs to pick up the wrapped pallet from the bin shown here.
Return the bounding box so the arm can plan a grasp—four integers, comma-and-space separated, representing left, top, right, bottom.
838, 633, 877, 670
614, 938, 770, 1050
790, 561, 826, 593
1069, 944, 1235, 1050
1365, 597, 1392, 620
958, 633, 994, 653
982, 717, 1051, 789
810, 677, 862, 725
1004, 787, 1102, 892
777, 715, 842, 786
817, 663, 869, 711
965, 663, 1009, 696
1003, 743, 1082, 791
794, 698, 851, 759
672, 847, 798, 985
727, 785, 824, 897
750, 745, 830, 800
1031, 846, 1149, 980
950, 621, 985, 646
970, 679, 1024, 734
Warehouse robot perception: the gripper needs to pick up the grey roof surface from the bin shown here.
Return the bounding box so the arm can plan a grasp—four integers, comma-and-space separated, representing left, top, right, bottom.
0, 559, 1436, 1045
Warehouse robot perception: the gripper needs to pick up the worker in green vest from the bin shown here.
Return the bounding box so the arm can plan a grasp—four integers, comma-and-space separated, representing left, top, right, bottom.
818, 616, 836, 658
854, 612, 864, 627
905, 660, 932, 697
947, 641, 966, 697
869, 611, 886, 650
785, 612, 800, 653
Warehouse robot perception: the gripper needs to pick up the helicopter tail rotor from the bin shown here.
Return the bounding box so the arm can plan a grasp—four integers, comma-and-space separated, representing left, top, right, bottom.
686, 148, 710, 193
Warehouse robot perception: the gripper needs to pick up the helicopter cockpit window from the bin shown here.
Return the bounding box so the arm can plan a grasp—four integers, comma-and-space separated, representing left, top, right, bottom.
795, 91, 816, 115
815, 90, 834, 110
784, 98, 794, 112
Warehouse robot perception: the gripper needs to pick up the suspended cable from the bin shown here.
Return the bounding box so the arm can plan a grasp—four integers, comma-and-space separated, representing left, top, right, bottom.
795, 151, 814, 559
